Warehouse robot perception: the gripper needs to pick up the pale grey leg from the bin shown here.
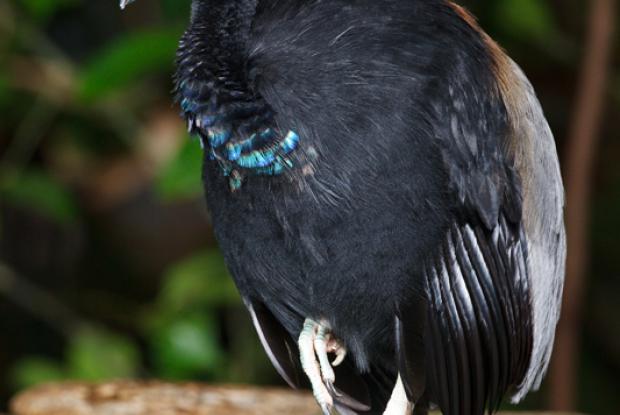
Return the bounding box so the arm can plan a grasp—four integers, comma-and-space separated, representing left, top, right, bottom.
315, 324, 337, 395
299, 318, 334, 415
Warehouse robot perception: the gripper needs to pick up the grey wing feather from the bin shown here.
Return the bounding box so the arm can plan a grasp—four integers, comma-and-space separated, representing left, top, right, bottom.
404, 218, 533, 415
501, 60, 566, 401
246, 300, 307, 388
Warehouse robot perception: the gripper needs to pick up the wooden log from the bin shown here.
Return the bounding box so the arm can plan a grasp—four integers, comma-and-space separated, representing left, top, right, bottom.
10, 382, 317, 415
10, 381, 583, 415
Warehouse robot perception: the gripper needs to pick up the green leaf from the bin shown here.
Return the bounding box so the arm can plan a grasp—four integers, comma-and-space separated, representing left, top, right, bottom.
78, 28, 182, 102
66, 328, 139, 381
10, 357, 66, 389
155, 137, 203, 201
494, 0, 555, 43
19, 0, 80, 22
150, 312, 224, 379
157, 250, 240, 313
0, 170, 78, 224
159, 0, 192, 19
0, 72, 9, 109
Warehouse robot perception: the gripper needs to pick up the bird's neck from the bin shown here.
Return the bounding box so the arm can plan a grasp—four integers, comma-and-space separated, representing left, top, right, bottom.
176, 0, 301, 191
189, 0, 257, 52
178, 0, 258, 102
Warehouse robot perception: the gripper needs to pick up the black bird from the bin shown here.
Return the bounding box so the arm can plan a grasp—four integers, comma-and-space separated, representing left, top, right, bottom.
121, 1, 566, 414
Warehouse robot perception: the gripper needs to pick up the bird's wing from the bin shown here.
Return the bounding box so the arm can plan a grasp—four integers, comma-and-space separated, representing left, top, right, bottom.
396, 11, 555, 412
396, 91, 533, 412
397, 95, 533, 414
396, 217, 533, 415
442, 5, 566, 402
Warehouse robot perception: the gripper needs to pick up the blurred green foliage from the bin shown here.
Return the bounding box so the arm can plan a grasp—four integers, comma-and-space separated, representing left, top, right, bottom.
145, 251, 241, 379
0, 170, 78, 224
154, 251, 240, 311
9, 248, 248, 387
12, 328, 139, 388
149, 312, 224, 379
19, 0, 79, 23
8, 246, 249, 388
0, 0, 618, 414
0, 74, 9, 107
493, 0, 556, 43
78, 28, 182, 102
0, 0, 262, 401
156, 138, 204, 201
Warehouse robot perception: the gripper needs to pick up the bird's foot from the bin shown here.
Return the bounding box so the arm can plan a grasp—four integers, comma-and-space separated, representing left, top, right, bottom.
298, 318, 347, 415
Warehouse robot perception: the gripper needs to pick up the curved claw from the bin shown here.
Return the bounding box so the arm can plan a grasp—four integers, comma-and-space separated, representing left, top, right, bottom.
325, 379, 343, 398
332, 348, 347, 367
320, 402, 332, 415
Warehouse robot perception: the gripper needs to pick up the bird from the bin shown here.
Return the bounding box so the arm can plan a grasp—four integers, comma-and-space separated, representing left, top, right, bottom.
121, 1, 566, 414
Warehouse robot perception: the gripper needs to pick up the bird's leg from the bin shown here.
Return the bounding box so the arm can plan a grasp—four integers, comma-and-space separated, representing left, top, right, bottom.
383, 375, 413, 415
315, 324, 337, 395
299, 319, 334, 414
299, 318, 348, 415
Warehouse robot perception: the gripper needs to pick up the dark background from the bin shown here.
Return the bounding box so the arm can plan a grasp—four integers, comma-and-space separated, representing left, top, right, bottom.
0, 0, 618, 413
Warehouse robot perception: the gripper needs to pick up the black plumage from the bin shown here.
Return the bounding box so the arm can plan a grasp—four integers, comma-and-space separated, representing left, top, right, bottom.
125, 0, 567, 413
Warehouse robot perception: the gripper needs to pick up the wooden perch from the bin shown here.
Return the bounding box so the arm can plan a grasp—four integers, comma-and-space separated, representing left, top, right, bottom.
10, 382, 318, 415
10, 381, 584, 415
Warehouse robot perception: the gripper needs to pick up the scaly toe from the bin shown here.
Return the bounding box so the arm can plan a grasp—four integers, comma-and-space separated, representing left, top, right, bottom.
315, 324, 337, 383
325, 379, 342, 398
299, 319, 335, 413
